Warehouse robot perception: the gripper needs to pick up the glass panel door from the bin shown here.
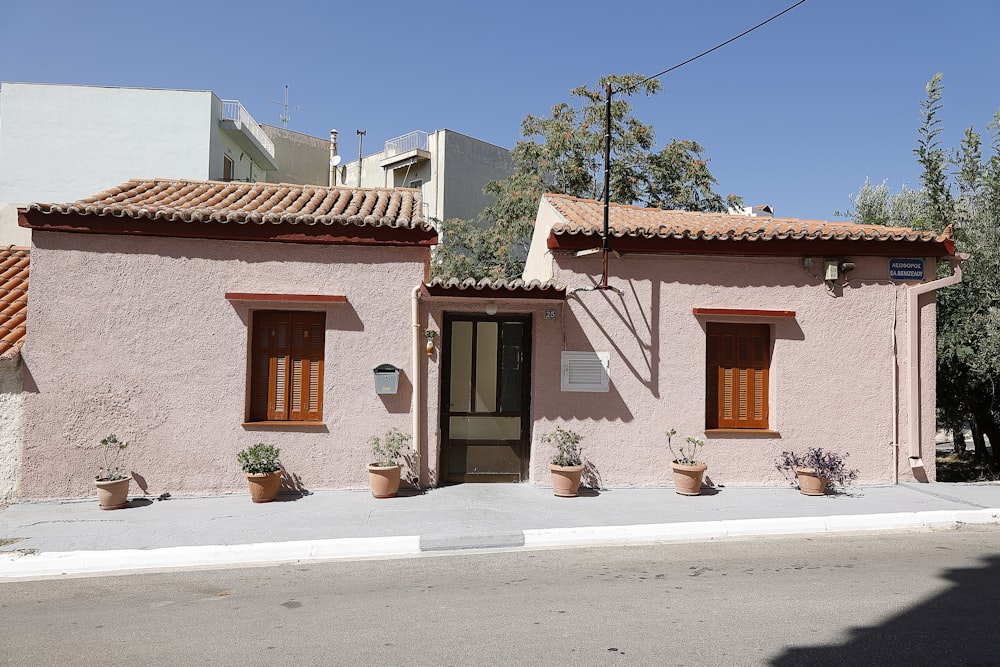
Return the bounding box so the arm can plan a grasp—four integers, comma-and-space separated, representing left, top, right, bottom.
441, 314, 531, 482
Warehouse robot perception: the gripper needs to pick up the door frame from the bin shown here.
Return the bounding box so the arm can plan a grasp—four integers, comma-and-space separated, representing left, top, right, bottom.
439, 312, 532, 483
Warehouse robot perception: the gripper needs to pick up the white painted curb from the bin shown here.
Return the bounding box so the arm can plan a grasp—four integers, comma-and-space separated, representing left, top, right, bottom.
2, 508, 997, 579
0, 535, 421, 579
522, 508, 1000, 548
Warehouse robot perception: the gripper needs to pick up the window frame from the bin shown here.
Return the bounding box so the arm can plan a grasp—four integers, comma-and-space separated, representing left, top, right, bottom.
247, 310, 326, 424
705, 322, 771, 431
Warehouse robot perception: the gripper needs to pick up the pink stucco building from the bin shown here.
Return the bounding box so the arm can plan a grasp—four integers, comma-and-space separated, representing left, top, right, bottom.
12, 181, 958, 498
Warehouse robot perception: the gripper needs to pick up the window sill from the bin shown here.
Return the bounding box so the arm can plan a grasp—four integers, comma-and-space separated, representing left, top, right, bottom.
242, 421, 328, 430
705, 429, 781, 437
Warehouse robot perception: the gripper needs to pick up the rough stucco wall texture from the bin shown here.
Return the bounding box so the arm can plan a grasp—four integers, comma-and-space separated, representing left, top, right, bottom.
0, 358, 23, 500
21, 231, 426, 499
530, 252, 937, 488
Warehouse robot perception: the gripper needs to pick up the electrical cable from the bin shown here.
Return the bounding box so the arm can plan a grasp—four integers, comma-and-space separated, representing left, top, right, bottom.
619, 0, 808, 95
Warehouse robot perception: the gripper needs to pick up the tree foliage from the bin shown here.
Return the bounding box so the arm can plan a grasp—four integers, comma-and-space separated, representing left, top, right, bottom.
844, 74, 1000, 463
433, 73, 741, 282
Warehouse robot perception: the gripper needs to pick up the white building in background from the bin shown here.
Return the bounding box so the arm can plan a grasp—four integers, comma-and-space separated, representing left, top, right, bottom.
336, 129, 514, 222
0, 82, 330, 244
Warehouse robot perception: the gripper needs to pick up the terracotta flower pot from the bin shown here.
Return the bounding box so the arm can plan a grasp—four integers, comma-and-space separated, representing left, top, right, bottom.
795, 467, 828, 496
246, 470, 283, 503
549, 463, 585, 497
94, 477, 131, 510
671, 461, 707, 496
368, 464, 402, 498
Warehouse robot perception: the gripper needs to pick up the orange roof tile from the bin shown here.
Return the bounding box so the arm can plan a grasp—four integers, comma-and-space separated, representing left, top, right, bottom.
543, 193, 952, 247
0, 247, 28, 360
423, 277, 565, 300
24, 179, 431, 231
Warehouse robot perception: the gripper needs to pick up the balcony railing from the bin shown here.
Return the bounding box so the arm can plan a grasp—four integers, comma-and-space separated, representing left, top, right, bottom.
220, 100, 275, 155
384, 130, 429, 157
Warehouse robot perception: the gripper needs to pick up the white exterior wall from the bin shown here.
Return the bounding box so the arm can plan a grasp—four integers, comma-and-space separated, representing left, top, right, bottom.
337, 129, 514, 222
0, 83, 282, 243
0, 83, 216, 204
438, 130, 515, 222
261, 125, 331, 186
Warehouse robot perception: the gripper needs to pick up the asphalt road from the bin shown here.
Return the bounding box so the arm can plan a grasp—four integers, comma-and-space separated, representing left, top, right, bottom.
2, 527, 997, 666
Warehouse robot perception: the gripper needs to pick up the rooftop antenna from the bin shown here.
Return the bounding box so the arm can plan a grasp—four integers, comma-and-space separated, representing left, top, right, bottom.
267, 85, 301, 127
356, 130, 366, 187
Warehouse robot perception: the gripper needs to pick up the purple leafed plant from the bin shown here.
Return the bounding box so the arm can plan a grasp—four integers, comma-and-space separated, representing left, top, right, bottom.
775, 447, 858, 489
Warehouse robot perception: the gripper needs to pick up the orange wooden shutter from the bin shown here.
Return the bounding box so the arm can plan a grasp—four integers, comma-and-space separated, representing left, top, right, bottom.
251, 311, 325, 422
706, 323, 769, 429
289, 312, 325, 421
251, 312, 290, 421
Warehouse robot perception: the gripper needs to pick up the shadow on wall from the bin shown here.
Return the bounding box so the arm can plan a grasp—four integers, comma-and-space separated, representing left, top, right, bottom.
771, 554, 1000, 665
568, 276, 661, 399
535, 376, 634, 423
31, 228, 426, 269
228, 298, 364, 333
582, 459, 604, 490
277, 470, 310, 499
377, 369, 412, 414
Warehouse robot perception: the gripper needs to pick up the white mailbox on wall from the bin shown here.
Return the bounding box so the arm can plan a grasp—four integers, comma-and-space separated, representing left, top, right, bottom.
373, 364, 401, 394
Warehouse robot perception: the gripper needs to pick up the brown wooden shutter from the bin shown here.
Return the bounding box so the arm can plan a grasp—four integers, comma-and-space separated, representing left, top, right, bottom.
251, 311, 324, 422
706, 322, 769, 429
289, 312, 325, 421
251, 312, 290, 421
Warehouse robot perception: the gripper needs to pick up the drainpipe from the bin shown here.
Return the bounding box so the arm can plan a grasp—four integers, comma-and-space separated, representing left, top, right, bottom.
906, 257, 963, 469
891, 288, 899, 484
411, 285, 422, 485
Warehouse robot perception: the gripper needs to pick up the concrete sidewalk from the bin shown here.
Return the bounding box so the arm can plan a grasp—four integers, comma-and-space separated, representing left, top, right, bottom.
1, 482, 998, 579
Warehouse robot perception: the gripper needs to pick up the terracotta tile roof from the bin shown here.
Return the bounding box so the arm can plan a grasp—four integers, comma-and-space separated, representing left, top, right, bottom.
25, 179, 430, 230
0, 247, 28, 360
543, 193, 952, 246
423, 277, 565, 299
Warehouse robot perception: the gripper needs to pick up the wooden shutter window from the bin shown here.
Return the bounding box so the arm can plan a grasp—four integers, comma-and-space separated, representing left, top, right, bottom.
250, 311, 325, 422
706, 322, 770, 430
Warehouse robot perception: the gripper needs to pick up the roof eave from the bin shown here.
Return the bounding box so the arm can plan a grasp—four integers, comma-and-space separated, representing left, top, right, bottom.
546, 233, 955, 258
20, 211, 438, 247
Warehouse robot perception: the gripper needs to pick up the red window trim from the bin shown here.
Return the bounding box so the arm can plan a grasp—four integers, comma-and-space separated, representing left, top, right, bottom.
693, 308, 795, 318
227, 292, 347, 303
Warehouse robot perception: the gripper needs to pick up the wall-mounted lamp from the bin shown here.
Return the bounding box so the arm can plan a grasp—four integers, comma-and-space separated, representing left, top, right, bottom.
485, 302, 497, 316
424, 329, 438, 356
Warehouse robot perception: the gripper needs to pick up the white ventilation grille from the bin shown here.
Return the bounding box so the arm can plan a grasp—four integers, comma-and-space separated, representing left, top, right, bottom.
561, 351, 610, 392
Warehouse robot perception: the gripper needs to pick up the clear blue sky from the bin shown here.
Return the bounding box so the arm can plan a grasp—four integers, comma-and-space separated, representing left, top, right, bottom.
2, 0, 997, 221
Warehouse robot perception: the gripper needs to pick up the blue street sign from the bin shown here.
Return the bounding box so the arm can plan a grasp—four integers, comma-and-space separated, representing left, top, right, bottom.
889, 258, 925, 281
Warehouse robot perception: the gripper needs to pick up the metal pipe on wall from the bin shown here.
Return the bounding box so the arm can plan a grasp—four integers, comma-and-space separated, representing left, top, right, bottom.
906, 257, 963, 470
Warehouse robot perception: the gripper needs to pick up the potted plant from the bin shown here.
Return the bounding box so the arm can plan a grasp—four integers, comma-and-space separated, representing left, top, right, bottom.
775, 447, 858, 496
94, 434, 131, 510
237, 442, 283, 503
543, 426, 585, 497
368, 428, 412, 498
666, 428, 707, 496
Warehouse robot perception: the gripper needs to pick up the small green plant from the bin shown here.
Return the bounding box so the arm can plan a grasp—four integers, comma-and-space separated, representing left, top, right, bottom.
96, 434, 129, 481
543, 426, 583, 467
237, 443, 282, 475
369, 428, 412, 467
666, 428, 705, 465
775, 448, 858, 489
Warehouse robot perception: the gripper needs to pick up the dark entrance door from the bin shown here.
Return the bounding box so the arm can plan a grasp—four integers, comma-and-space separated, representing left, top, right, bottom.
440, 313, 531, 482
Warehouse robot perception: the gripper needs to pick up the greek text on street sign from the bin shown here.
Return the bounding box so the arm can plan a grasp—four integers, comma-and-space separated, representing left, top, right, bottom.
889, 258, 924, 281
